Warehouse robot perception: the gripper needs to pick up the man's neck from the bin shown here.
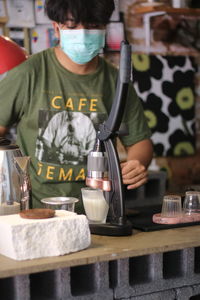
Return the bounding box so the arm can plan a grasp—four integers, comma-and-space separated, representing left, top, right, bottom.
54, 47, 99, 75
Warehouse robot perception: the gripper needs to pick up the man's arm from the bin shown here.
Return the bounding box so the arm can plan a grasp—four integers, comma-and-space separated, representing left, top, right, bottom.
0, 126, 8, 136
120, 139, 153, 190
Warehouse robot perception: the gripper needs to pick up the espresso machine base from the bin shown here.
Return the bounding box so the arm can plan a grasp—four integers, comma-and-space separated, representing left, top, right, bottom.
89, 221, 132, 236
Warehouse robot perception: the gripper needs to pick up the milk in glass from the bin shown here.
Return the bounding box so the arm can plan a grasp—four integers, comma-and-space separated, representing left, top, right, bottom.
81, 188, 109, 223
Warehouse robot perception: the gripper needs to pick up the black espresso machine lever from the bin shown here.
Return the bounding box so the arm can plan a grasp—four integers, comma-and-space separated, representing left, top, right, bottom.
86, 40, 132, 236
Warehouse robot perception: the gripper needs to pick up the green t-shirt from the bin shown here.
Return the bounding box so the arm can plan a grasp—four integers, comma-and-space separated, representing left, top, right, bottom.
0, 48, 151, 211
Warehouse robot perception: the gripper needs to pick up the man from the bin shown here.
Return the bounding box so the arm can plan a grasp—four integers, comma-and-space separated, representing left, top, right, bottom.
0, 0, 153, 211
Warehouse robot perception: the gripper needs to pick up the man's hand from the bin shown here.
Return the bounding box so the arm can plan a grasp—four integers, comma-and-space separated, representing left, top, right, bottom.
120, 159, 148, 190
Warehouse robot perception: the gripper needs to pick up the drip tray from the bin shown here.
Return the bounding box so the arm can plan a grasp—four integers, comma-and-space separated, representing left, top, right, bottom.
126, 205, 200, 232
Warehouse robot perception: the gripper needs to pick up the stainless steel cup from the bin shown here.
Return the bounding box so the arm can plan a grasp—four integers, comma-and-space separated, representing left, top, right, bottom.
41, 197, 79, 212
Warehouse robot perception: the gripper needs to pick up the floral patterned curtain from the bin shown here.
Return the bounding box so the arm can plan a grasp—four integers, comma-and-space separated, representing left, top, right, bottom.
132, 54, 197, 157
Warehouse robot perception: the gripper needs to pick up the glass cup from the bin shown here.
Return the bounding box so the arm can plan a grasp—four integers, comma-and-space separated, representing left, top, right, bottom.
161, 195, 182, 218
183, 191, 200, 215
81, 187, 109, 224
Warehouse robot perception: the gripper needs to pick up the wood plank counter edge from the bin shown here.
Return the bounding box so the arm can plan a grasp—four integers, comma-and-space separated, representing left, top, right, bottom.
1, 225, 200, 279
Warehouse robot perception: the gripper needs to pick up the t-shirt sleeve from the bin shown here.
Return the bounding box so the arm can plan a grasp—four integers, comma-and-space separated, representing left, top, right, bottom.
120, 82, 152, 146
0, 66, 26, 127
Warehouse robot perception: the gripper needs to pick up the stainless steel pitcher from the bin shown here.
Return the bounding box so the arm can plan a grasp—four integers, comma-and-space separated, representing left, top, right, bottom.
0, 137, 31, 215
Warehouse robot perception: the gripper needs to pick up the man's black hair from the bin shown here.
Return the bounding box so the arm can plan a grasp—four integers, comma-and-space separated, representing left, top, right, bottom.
45, 0, 115, 26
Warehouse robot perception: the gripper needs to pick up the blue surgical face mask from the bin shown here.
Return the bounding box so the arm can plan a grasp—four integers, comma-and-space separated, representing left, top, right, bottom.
59, 28, 106, 65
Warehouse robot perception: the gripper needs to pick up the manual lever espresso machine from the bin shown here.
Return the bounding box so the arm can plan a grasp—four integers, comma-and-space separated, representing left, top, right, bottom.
86, 40, 133, 236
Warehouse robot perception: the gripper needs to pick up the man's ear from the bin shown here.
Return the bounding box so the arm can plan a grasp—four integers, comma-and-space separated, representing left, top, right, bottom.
52, 22, 60, 39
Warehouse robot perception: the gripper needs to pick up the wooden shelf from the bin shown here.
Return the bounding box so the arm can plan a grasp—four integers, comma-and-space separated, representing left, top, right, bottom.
0, 0, 8, 24
0, 17, 8, 24
131, 5, 200, 16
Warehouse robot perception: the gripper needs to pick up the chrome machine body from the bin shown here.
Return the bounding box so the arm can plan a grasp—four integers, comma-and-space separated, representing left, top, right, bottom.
0, 137, 31, 213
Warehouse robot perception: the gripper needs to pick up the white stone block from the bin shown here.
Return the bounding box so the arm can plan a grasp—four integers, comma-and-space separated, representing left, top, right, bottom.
0, 210, 91, 261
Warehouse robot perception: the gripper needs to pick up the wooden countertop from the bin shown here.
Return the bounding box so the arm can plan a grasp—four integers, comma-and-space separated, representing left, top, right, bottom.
1, 225, 200, 279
